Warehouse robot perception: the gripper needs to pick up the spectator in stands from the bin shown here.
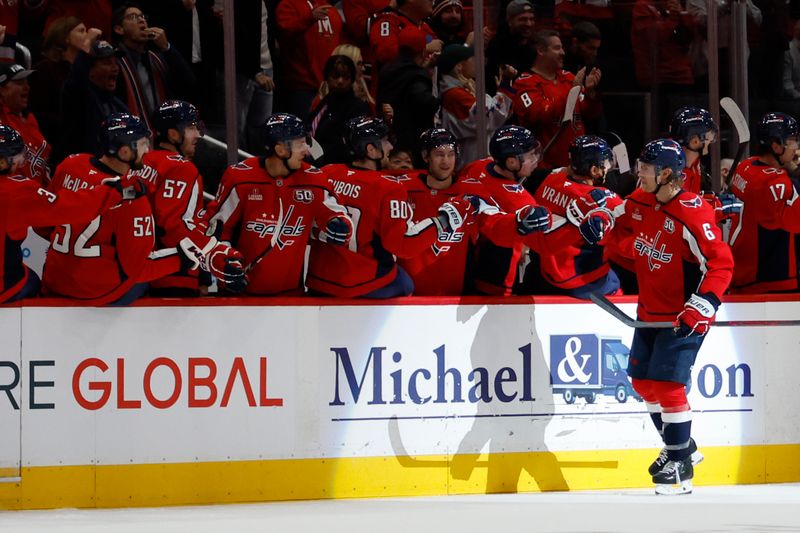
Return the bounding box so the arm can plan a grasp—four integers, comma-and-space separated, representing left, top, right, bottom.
111, 2, 196, 133
30, 17, 101, 149
308, 55, 372, 165
631, 0, 696, 129
57, 40, 129, 162
563, 21, 606, 133
325, 44, 375, 112
343, 0, 390, 49
386, 147, 414, 170
485, 0, 536, 94
0, 64, 51, 185
564, 21, 601, 74
378, 26, 440, 159
439, 44, 511, 169
783, 20, 800, 99
43, 0, 113, 39
430, 0, 466, 46
137, 0, 219, 117
510, 30, 601, 171
276, 0, 343, 120
232, 0, 276, 154
369, 0, 441, 78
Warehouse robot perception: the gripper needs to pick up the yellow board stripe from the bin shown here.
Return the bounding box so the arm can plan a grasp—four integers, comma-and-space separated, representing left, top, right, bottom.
1, 444, 799, 510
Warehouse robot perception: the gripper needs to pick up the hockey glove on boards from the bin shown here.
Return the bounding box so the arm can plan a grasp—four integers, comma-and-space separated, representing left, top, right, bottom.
674, 293, 720, 337
207, 243, 248, 293
516, 205, 551, 234
318, 215, 353, 246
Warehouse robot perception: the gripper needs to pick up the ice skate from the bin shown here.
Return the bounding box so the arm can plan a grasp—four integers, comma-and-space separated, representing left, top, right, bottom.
648, 438, 704, 476
653, 457, 694, 495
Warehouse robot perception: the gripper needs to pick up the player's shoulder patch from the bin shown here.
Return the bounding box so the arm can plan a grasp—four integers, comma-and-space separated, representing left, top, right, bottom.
381, 173, 412, 184
503, 183, 524, 193
461, 177, 482, 185
166, 154, 187, 163
232, 161, 252, 171
679, 195, 703, 209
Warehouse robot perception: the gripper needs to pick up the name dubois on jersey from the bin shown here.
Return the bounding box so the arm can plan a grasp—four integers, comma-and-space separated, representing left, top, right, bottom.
328, 179, 361, 199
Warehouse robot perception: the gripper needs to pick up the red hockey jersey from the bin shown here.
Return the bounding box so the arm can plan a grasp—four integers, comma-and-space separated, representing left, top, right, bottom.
0, 174, 123, 303
460, 159, 553, 295
613, 188, 733, 322
139, 150, 207, 292
509, 71, 598, 170
533, 170, 623, 289
42, 154, 180, 305
0, 107, 51, 185
727, 157, 800, 293
399, 172, 524, 295
369, 9, 436, 66
306, 165, 445, 297
205, 157, 349, 295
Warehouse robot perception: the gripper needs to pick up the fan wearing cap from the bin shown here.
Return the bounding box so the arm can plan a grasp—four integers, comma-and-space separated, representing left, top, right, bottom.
43, 112, 205, 306
0, 124, 140, 304
57, 39, 129, 162
439, 43, 510, 169
485, 0, 535, 94
430, 0, 466, 46
377, 25, 440, 158
204, 113, 353, 295
0, 63, 52, 186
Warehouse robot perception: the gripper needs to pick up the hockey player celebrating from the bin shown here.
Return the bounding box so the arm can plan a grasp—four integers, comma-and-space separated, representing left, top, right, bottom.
521, 135, 623, 298
0, 125, 142, 303
205, 113, 353, 295
306, 117, 473, 297
459, 125, 554, 295
399, 127, 552, 295
43, 113, 203, 305
144, 100, 246, 296
728, 112, 800, 293
667, 106, 718, 194
580, 139, 733, 494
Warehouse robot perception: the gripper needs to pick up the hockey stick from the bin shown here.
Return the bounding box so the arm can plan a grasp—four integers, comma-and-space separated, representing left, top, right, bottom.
541, 85, 582, 156
244, 197, 284, 274
606, 131, 631, 175
589, 292, 800, 328
720, 97, 750, 190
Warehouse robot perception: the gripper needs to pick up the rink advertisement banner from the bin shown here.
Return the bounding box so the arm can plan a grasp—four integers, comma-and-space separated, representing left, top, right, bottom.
0, 299, 796, 508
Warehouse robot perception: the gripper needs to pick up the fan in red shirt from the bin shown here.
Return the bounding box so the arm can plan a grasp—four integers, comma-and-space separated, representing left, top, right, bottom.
307, 118, 473, 297
42, 113, 196, 306
0, 125, 135, 304
521, 135, 623, 298
508, 29, 601, 170
400, 128, 551, 295
141, 100, 245, 296
204, 113, 352, 296
276, 0, 343, 118
0, 63, 51, 185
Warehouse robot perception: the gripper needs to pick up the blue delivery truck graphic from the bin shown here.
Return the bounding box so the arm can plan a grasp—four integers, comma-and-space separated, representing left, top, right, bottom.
549, 334, 642, 404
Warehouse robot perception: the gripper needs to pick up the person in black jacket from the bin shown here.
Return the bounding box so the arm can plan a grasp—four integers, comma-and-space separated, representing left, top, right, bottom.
377, 26, 439, 159
308, 55, 371, 165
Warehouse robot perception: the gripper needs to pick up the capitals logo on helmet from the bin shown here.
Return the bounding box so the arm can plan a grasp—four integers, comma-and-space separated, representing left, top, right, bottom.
638, 139, 685, 181
569, 135, 614, 177
152, 100, 205, 141
0, 125, 25, 160
668, 106, 718, 147
757, 112, 799, 147
263, 113, 309, 155
419, 128, 459, 158
100, 113, 149, 155
345, 116, 389, 160
489, 125, 539, 162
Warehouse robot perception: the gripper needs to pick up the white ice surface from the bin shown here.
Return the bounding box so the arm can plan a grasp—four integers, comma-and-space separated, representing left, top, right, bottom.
2, 483, 800, 533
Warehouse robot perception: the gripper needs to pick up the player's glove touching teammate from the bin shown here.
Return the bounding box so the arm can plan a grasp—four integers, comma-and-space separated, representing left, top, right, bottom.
516, 205, 551, 234
674, 293, 720, 337
318, 215, 353, 246
207, 243, 248, 293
